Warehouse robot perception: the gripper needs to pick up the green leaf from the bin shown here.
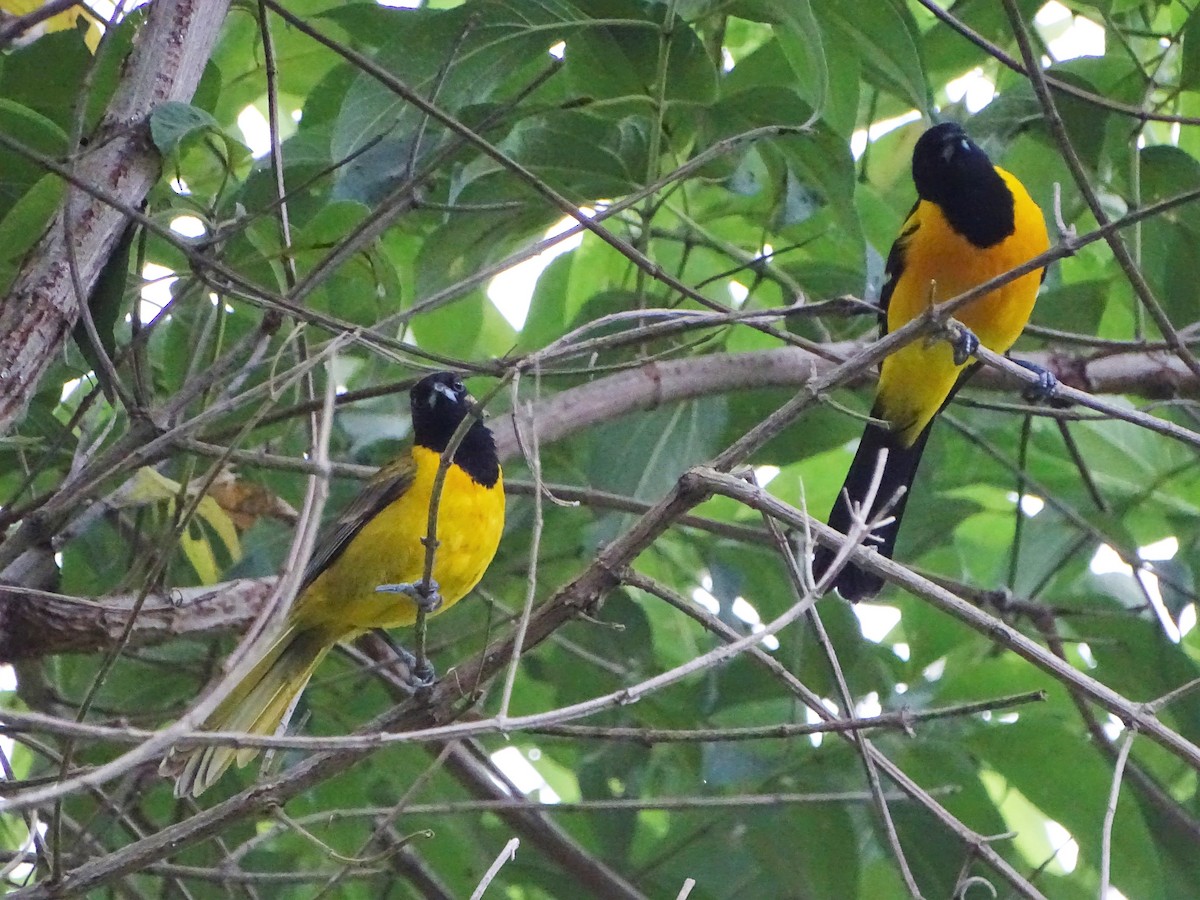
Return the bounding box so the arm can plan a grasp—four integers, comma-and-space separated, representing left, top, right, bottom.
819, 0, 930, 114
331, 3, 563, 198
0, 28, 93, 131
702, 86, 858, 237
518, 230, 624, 352
0, 98, 68, 218
73, 222, 136, 372
0, 172, 64, 294
149, 101, 222, 156
921, 0, 1043, 87
972, 713, 1167, 899
500, 110, 650, 197
561, 0, 717, 107
586, 396, 728, 541
1171, 5, 1200, 84
773, 4, 830, 121
1155, 557, 1195, 630
752, 805, 860, 898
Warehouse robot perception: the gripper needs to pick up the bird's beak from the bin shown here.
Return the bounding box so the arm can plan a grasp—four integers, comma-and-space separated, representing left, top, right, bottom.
432, 382, 458, 404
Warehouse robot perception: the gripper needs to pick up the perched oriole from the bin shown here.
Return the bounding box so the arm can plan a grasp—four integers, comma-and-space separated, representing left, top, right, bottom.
813, 122, 1050, 601
166, 372, 505, 797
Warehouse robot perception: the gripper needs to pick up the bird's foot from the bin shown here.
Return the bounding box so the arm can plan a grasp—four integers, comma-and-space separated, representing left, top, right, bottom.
948, 323, 980, 366
1011, 358, 1058, 403
372, 629, 437, 689
408, 658, 436, 689
375, 579, 443, 614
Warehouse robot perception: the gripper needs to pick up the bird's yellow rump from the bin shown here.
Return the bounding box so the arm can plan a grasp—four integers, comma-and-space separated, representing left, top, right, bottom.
814, 122, 1050, 601
165, 372, 505, 797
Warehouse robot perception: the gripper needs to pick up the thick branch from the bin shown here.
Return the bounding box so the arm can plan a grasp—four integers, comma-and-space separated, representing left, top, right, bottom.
489, 344, 1199, 457
2, 339, 1196, 661
0, 580, 269, 662
0, 0, 230, 436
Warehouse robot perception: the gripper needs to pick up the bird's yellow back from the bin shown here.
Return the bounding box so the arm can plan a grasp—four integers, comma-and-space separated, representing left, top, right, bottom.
290, 445, 505, 638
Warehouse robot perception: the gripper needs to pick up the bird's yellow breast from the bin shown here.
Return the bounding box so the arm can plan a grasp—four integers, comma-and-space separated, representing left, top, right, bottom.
877, 167, 1049, 444
291, 446, 504, 637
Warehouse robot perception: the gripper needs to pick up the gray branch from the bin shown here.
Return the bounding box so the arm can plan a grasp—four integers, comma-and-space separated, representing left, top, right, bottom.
0, 0, 230, 435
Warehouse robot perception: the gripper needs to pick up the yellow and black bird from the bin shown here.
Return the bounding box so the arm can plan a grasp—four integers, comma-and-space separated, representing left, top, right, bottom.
813, 122, 1050, 601
167, 372, 505, 797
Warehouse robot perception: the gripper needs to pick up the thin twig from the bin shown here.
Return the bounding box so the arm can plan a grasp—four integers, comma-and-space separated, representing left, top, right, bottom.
1001, 0, 1200, 385
0, 691, 1047, 750
692, 468, 1200, 773
622, 570, 1045, 900
1099, 730, 1137, 898
412, 377, 511, 679
468, 838, 518, 900
497, 371, 544, 720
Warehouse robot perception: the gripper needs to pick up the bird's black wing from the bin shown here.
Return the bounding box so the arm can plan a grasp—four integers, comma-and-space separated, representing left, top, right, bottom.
878, 200, 920, 336
298, 452, 418, 593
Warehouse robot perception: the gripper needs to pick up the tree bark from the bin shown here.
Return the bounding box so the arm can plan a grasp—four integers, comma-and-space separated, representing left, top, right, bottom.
0, 579, 269, 661
0, 0, 231, 436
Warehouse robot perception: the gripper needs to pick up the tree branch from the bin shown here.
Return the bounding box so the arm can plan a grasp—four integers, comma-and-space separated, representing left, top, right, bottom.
487, 345, 1199, 458
0, 580, 269, 662
1, 337, 1196, 661
0, 0, 230, 436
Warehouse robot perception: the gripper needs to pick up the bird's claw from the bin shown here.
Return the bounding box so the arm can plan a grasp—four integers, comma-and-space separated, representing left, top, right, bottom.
1013, 359, 1058, 403
949, 324, 980, 366
370, 629, 438, 689
375, 579, 443, 614
410, 660, 436, 689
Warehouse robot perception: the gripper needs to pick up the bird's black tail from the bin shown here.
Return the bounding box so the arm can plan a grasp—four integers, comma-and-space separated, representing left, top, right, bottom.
812, 420, 932, 601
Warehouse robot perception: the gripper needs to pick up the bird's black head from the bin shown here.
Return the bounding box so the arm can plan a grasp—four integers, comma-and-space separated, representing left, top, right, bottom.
411, 371, 471, 447
409, 372, 499, 487
911, 122, 1014, 248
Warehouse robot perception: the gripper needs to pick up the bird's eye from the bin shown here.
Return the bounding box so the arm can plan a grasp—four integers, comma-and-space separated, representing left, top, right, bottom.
452, 378, 465, 394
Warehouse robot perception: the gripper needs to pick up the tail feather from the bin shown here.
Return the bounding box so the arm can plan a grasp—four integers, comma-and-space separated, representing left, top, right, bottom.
813, 421, 932, 601
166, 625, 332, 798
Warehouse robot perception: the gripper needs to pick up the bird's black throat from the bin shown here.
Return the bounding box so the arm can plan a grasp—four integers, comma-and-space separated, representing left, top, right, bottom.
932, 170, 1015, 249
416, 420, 500, 489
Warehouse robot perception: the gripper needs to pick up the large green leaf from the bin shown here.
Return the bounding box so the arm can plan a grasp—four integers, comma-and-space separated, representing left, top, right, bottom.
819, 0, 930, 114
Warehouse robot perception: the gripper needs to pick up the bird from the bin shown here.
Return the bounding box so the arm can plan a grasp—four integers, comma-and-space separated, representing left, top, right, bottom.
812, 122, 1051, 601
165, 372, 505, 797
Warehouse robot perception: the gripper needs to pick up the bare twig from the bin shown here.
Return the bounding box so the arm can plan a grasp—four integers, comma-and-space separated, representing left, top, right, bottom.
1099, 730, 1137, 898
498, 371, 544, 720
469, 837, 518, 900
692, 468, 1200, 773
1001, 0, 1200, 385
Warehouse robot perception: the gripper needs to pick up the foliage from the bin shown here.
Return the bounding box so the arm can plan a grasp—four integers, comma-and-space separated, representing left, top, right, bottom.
1, 1, 1200, 898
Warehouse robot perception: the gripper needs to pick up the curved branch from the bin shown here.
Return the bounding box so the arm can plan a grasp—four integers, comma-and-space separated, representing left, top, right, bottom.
488, 345, 1200, 459
0, 0, 230, 436
0, 580, 270, 662
0, 340, 1196, 661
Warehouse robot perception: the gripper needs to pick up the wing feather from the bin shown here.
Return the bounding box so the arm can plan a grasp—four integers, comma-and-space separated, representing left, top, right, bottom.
298, 452, 417, 592
878, 200, 920, 335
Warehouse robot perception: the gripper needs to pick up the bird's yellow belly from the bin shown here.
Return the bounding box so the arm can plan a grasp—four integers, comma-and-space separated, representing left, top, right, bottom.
878, 224, 1045, 444
292, 449, 504, 636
